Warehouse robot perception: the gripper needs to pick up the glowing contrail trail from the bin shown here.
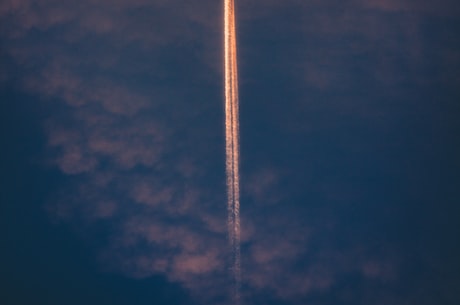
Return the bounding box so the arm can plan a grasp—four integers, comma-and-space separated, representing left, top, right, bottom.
224, 0, 241, 303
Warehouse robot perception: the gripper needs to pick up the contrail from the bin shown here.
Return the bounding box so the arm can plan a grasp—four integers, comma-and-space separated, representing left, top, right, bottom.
224, 0, 241, 303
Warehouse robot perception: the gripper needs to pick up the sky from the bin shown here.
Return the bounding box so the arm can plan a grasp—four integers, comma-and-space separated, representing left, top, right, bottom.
1, 0, 460, 304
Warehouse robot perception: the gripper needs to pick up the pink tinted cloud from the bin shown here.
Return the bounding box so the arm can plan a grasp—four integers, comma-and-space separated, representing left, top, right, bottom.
1, 0, 412, 303
47, 127, 98, 174
172, 250, 222, 275
245, 167, 282, 205
130, 182, 174, 207
30, 64, 151, 115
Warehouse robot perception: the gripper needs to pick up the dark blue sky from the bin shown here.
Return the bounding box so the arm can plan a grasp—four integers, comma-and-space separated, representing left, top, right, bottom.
1, 1, 460, 304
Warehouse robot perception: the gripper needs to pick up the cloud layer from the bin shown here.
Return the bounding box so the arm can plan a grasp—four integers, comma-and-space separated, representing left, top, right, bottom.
2, 0, 459, 304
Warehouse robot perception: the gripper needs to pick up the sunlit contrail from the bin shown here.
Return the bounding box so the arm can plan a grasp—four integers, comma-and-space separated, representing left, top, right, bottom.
224, 0, 241, 303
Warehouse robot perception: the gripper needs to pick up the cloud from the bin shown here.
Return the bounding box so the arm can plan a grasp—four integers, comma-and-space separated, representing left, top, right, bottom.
3, 0, 458, 304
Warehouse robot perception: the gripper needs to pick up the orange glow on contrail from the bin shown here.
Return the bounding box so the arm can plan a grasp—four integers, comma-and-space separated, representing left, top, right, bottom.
224, 0, 241, 303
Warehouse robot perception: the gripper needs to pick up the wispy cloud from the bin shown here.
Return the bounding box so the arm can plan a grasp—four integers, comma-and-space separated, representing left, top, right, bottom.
2, 0, 458, 304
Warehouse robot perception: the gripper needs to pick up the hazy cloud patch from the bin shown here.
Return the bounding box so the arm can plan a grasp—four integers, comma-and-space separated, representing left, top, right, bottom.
3, 0, 456, 304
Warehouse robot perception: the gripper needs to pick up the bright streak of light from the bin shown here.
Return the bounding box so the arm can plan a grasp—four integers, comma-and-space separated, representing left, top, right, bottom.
224, 0, 241, 303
